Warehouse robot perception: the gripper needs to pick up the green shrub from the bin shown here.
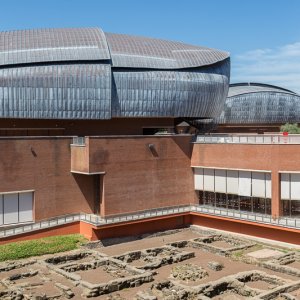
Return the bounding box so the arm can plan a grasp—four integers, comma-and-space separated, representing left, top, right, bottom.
0, 234, 87, 262
280, 123, 300, 134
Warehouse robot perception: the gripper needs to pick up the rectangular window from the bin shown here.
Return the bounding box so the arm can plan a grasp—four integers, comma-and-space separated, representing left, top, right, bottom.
227, 170, 239, 194
252, 172, 265, 198
291, 173, 300, 201
281, 173, 290, 200
291, 200, 300, 217
215, 169, 226, 193
3, 193, 19, 224
194, 168, 204, 190
280, 173, 300, 217
238, 171, 251, 197
227, 193, 239, 210
203, 169, 215, 192
1, 191, 33, 226
19, 192, 33, 223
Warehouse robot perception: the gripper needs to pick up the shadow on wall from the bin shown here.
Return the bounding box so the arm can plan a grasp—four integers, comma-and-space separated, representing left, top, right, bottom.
172, 135, 194, 159
72, 173, 96, 214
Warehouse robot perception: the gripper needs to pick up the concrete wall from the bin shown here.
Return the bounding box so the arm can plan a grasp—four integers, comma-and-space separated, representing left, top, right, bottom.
191, 143, 300, 217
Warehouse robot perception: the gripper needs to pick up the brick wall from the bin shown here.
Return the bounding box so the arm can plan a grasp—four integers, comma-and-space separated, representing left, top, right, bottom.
191, 143, 300, 217
0, 137, 95, 220
0, 135, 197, 220
88, 136, 197, 215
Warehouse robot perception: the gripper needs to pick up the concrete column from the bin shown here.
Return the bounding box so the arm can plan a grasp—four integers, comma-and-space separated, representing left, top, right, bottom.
271, 171, 282, 219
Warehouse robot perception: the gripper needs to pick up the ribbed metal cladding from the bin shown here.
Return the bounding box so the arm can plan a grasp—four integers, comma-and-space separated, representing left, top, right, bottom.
0, 27, 231, 120
0, 64, 111, 119
105, 32, 229, 69
111, 70, 229, 118
218, 92, 300, 124
228, 83, 296, 98
0, 28, 110, 66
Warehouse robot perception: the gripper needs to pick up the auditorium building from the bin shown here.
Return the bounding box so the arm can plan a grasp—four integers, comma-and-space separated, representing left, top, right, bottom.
0, 27, 299, 245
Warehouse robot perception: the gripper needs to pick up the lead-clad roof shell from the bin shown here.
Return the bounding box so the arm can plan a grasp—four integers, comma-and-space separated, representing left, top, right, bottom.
0, 28, 110, 66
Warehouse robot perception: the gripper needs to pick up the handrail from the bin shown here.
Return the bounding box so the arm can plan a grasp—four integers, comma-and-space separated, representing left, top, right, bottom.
0, 213, 81, 238
102, 204, 190, 223
194, 134, 300, 144
189, 205, 300, 229
0, 205, 299, 239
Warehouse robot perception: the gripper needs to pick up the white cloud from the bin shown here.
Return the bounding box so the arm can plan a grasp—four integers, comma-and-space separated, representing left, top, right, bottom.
231, 42, 300, 93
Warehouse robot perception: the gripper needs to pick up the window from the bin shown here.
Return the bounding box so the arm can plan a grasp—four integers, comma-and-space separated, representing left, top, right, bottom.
194, 168, 271, 215
280, 173, 300, 217
0, 191, 34, 225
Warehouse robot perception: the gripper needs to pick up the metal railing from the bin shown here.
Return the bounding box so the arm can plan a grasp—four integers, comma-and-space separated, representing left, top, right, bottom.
0, 206, 189, 238
101, 204, 190, 224
0, 213, 81, 238
189, 205, 300, 229
195, 134, 300, 144
80, 213, 105, 224
0, 205, 299, 239
72, 136, 86, 146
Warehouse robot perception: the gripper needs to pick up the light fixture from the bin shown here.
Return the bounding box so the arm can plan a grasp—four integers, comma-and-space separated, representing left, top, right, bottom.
148, 144, 158, 157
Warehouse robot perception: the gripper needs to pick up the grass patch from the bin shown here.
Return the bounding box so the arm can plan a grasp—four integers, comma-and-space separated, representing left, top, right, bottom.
0, 234, 87, 262
232, 250, 244, 259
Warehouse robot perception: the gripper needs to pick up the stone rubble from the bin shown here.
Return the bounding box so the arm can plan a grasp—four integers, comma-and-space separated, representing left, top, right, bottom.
171, 264, 208, 282
207, 261, 223, 271
114, 245, 195, 270
0, 229, 299, 299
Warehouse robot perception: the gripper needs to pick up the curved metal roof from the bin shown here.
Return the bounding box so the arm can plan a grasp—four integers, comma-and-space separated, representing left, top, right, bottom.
102, 32, 229, 69
0, 27, 230, 120
228, 82, 296, 98
217, 83, 300, 125
0, 27, 229, 70
0, 27, 110, 66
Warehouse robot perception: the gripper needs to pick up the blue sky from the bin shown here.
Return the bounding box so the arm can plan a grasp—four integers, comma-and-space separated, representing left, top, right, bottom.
1, 0, 300, 92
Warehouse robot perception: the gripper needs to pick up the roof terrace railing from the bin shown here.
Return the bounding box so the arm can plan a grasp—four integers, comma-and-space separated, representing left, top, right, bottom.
0, 213, 82, 238
194, 134, 300, 144
100, 204, 190, 225
0, 205, 299, 239
190, 205, 300, 229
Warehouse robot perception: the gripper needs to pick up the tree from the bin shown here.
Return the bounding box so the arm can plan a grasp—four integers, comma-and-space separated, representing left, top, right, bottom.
280, 123, 300, 134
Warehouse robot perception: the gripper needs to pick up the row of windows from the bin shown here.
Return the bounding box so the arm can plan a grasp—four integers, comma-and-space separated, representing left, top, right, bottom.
198, 190, 300, 217
198, 191, 271, 215
194, 168, 271, 198
195, 168, 300, 203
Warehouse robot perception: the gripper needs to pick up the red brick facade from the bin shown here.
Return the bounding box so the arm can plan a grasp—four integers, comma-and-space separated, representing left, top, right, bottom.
0, 135, 196, 221
191, 143, 300, 218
